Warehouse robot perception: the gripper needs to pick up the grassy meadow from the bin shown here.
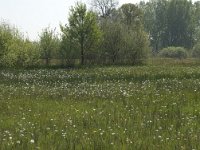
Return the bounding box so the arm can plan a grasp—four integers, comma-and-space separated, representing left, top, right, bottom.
1, 64, 200, 149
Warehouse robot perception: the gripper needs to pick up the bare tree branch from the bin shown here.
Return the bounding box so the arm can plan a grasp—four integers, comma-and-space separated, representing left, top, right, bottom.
91, 0, 118, 18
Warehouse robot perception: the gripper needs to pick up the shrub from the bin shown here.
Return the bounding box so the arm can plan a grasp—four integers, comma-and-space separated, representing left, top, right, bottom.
192, 43, 200, 58
158, 47, 188, 59
2, 40, 40, 68
0, 22, 40, 68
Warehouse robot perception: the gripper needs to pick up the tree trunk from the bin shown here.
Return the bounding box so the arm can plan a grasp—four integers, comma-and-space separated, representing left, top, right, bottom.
81, 43, 84, 65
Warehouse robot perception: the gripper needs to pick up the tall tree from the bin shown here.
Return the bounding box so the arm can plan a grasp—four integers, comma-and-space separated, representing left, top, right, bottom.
60, 27, 79, 66
140, 0, 168, 54
193, 1, 200, 43
153, 0, 168, 51
99, 3, 150, 64
62, 2, 101, 65
39, 27, 60, 65
141, 0, 195, 53
167, 0, 194, 48
119, 3, 150, 64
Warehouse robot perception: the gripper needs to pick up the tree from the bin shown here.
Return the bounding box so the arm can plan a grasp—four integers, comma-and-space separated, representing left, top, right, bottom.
59, 27, 79, 66
140, 0, 168, 54
61, 2, 101, 65
100, 20, 123, 63
141, 0, 195, 53
120, 4, 150, 64
91, 0, 118, 18
167, 0, 194, 48
153, 0, 168, 52
98, 4, 150, 64
120, 3, 142, 28
193, 1, 200, 44
39, 27, 60, 66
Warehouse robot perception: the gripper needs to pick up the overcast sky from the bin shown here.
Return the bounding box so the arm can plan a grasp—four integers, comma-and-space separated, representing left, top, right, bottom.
0, 0, 196, 40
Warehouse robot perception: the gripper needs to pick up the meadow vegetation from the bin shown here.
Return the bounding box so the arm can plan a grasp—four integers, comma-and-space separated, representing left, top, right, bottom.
1, 65, 200, 149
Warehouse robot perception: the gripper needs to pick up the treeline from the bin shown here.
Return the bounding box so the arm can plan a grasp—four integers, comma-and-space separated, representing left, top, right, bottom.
1, 0, 200, 68
141, 0, 200, 55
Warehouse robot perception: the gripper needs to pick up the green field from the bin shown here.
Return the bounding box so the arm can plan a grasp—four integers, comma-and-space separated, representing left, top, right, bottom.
1, 66, 200, 149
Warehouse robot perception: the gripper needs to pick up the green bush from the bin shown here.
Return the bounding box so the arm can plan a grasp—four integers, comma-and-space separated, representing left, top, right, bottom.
192, 43, 200, 58
158, 47, 188, 59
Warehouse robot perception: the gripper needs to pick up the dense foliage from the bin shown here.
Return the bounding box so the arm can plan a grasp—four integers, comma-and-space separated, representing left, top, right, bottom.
0, 22, 40, 67
60, 2, 150, 65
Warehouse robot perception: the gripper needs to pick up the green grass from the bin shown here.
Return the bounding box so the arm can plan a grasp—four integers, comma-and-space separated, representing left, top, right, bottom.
1, 66, 200, 149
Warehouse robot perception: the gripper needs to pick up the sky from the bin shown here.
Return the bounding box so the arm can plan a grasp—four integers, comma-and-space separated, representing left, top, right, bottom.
0, 0, 195, 40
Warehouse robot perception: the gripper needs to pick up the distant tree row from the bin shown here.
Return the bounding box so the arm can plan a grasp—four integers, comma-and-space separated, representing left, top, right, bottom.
140, 0, 200, 55
1, 0, 200, 68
